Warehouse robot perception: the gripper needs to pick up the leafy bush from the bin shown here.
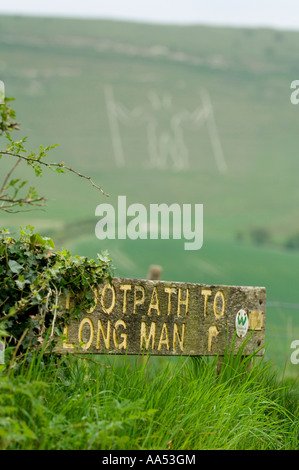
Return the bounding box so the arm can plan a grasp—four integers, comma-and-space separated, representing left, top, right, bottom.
0, 226, 113, 359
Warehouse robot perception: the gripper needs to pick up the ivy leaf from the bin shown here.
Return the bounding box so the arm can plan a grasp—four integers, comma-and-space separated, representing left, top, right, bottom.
8, 260, 23, 274
15, 278, 30, 290
43, 237, 55, 249
97, 252, 110, 263
1, 226, 114, 358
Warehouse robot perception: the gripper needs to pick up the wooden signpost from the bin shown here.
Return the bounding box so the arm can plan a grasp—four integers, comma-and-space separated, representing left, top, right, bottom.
57, 277, 266, 357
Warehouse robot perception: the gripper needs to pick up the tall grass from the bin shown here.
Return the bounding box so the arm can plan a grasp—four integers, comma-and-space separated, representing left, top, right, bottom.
0, 349, 298, 450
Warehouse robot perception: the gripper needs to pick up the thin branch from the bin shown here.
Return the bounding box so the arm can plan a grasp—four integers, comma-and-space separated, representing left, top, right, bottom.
59, 165, 109, 196
50, 288, 59, 338
0, 122, 20, 135
0, 296, 9, 309
40, 289, 52, 337
0, 195, 46, 213
0, 207, 46, 213
0, 157, 21, 198
0, 150, 109, 196
0, 196, 46, 204
6, 327, 29, 376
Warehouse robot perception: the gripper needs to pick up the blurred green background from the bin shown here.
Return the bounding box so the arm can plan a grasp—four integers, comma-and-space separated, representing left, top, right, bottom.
0, 15, 298, 376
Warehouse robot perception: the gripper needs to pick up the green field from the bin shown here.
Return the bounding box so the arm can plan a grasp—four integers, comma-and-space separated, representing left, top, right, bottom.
0, 15, 299, 376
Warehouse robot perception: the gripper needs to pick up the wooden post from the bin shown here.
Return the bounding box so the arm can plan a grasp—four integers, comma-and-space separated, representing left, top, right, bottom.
147, 265, 162, 281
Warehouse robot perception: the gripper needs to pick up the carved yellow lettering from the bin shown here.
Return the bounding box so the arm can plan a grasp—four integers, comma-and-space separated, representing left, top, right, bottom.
201, 289, 212, 317
140, 321, 156, 350
173, 323, 185, 352
213, 291, 225, 318
158, 323, 170, 350
248, 310, 263, 330
86, 288, 99, 314
78, 317, 94, 350
134, 285, 145, 313
113, 319, 127, 350
100, 283, 116, 314
119, 284, 131, 313
65, 292, 71, 310
148, 287, 161, 315
97, 319, 111, 349
62, 326, 75, 349
164, 287, 175, 315
208, 325, 219, 352
177, 288, 189, 316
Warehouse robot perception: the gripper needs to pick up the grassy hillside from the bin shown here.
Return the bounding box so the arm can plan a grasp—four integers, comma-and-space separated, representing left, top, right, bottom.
0, 15, 299, 375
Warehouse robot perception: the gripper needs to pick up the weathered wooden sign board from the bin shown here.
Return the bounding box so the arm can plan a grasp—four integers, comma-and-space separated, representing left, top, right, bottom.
56, 277, 266, 357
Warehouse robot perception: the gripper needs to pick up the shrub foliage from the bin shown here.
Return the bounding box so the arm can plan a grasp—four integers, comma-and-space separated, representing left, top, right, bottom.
0, 226, 113, 357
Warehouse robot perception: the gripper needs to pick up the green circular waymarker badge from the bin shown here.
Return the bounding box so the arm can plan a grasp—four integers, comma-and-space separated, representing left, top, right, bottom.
235, 309, 248, 338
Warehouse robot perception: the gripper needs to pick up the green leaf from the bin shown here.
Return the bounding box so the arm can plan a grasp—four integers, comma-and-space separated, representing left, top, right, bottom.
8, 260, 23, 274
15, 279, 30, 290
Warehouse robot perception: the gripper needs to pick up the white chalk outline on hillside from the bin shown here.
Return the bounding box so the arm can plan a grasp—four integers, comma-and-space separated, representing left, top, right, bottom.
104, 85, 227, 173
